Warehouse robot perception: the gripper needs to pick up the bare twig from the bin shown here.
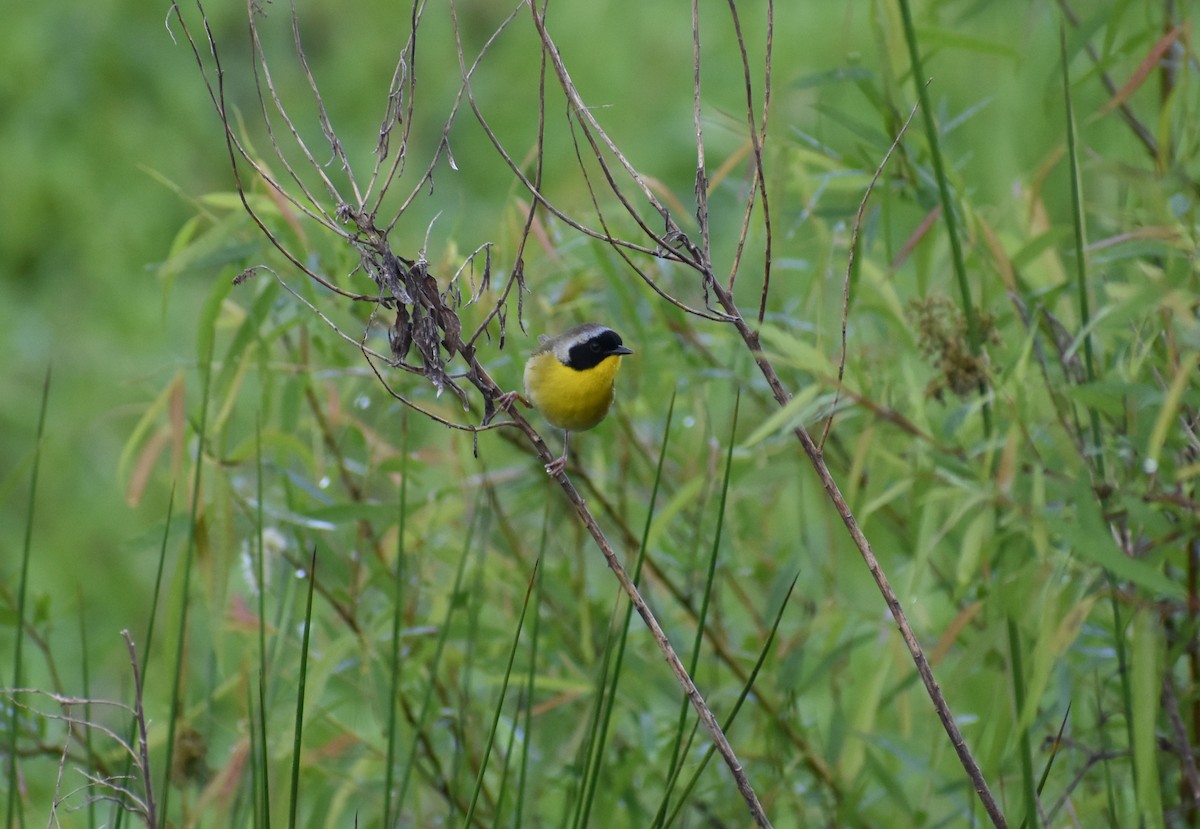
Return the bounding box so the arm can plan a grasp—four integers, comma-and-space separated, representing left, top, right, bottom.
122, 631, 157, 828
820, 94, 923, 451
722, 0, 774, 325
1056, 0, 1159, 159
4, 689, 150, 823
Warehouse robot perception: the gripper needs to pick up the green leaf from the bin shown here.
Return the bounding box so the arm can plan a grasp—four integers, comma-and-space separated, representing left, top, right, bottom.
1130, 608, 1165, 827
1060, 476, 1183, 599
739, 383, 824, 448
1145, 352, 1198, 469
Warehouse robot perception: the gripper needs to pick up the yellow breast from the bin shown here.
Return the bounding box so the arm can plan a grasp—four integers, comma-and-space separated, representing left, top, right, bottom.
524, 351, 625, 432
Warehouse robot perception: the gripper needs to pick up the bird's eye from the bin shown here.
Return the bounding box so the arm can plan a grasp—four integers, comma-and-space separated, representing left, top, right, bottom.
590, 340, 602, 352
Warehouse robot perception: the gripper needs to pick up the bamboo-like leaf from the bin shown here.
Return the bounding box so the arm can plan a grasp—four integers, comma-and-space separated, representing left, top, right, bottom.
1145, 352, 1198, 471
1062, 476, 1183, 600
1130, 608, 1165, 827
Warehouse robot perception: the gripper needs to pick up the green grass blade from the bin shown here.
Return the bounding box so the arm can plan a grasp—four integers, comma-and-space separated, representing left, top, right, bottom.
255, 417, 271, 829
287, 547, 318, 829
384, 412, 409, 827
77, 587, 96, 829
1059, 23, 1104, 480
1065, 9, 1137, 779
455, 507, 494, 818
463, 559, 540, 825
664, 573, 800, 828
142, 484, 176, 672
656, 392, 740, 824
492, 695, 521, 824
577, 390, 678, 826
252, 674, 269, 829
1008, 618, 1039, 827
513, 507, 549, 828
158, 329, 215, 823
247, 680, 259, 829
897, 0, 991, 434
6, 367, 50, 829
572, 612, 619, 829
1030, 703, 1070, 826
395, 496, 485, 815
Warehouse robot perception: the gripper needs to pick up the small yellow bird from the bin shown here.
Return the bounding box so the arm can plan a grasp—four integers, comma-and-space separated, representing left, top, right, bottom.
520, 323, 633, 475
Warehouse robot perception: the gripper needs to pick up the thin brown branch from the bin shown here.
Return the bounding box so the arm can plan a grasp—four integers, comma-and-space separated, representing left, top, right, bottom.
690, 0, 712, 270
248, 1, 348, 227
121, 631, 157, 829
1056, 0, 1159, 159
668, 9, 1005, 817
364, 17, 413, 205
723, 0, 774, 324
169, 0, 373, 302
452, 0, 534, 348
820, 94, 922, 451
561, 116, 736, 321
289, 0, 363, 205
380, 0, 521, 237
525, 2, 704, 264
445, 1, 730, 323
704, 273, 1007, 827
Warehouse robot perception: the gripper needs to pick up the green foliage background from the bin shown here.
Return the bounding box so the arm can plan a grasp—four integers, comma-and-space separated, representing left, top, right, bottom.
2, 0, 1198, 826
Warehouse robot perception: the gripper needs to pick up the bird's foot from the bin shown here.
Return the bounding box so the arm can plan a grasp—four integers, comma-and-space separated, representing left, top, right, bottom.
485, 390, 527, 425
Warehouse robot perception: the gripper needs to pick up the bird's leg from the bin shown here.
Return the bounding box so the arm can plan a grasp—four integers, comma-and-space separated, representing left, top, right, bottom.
545, 430, 569, 476
485, 389, 529, 425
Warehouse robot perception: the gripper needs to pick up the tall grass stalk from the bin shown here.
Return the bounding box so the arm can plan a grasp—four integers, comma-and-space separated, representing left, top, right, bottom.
286, 547, 318, 829
1008, 620, 1039, 827
513, 508, 549, 828
663, 574, 800, 829
656, 394, 740, 823
455, 506, 494, 819
572, 604, 620, 829
254, 417, 271, 829
6, 368, 50, 829
1059, 25, 1104, 477
896, 0, 991, 434
394, 495, 486, 815
1061, 22, 1138, 820
577, 391, 678, 826
383, 411, 409, 827
159, 330, 215, 822
463, 559, 540, 824
247, 678, 260, 829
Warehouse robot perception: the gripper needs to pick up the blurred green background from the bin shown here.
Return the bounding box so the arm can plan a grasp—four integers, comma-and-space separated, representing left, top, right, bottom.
2, 4, 214, 616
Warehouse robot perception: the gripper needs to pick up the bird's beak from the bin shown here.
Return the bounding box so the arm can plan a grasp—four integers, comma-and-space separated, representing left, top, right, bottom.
612, 345, 634, 356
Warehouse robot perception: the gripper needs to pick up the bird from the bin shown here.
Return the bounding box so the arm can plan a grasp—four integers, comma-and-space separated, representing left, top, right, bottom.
507, 323, 633, 476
